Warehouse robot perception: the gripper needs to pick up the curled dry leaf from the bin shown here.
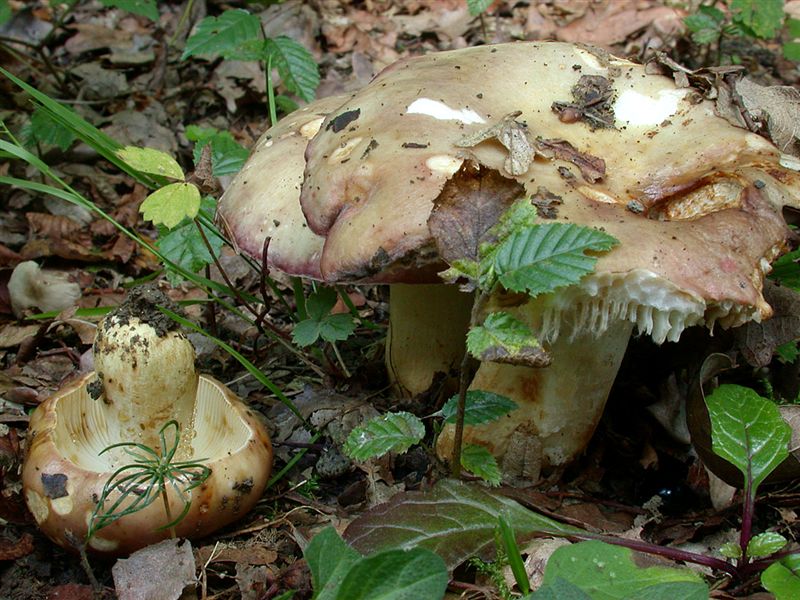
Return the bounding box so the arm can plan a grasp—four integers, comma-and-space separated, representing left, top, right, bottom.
736, 78, 800, 156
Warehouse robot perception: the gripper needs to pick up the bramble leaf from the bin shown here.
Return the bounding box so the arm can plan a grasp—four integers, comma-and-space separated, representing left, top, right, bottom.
467, 311, 549, 367
494, 223, 618, 297
343, 412, 425, 461
140, 182, 201, 229
182, 9, 261, 60
292, 287, 356, 346
440, 390, 518, 425
264, 36, 320, 102
731, 0, 784, 39
460, 444, 501, 485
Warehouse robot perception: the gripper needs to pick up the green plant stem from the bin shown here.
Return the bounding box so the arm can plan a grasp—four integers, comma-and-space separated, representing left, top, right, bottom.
169, 0, 196, 47
160, 485, 178, 539
267, 431, 322, 488
739, 485, 756, 567
266, 54, 278, 127
330, 341, 351, 378
451, 290, 489, 477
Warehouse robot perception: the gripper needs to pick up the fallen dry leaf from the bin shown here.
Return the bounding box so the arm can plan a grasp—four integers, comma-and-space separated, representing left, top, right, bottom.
112, 539, 196, 600
736, 77, 800, 155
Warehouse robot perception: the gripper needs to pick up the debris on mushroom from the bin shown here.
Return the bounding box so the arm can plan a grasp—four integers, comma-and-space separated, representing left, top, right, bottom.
8, 261, 81, 318
22, 285, 273, 555
295, 42, 800, 477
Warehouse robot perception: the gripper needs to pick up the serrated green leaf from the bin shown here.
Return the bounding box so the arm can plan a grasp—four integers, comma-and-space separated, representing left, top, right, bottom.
117, 146, 184, 180
292, 288, 356, 346
140, 182, 201, 228
157, 197, 222, 285
467, 0, 493, 16
335, 547, 448, 600
540, 541, 708, 599
466, 311, 549, 367
731, 0, 784, 39
691, 28, 724, 45
494, 223, 618, 297
25, 107, 76, 151
747, 532, 787, 558
345, 479, 580, 570
762, 554, 800, 600
705, 384, 791, 491
684, 12, 723, 36
719, 541, 742, 559
460, 444, 501, 485
319, 313, 356, 343
343, 412, 425, 461
307, 287, 337, 320
776, 341, 800, 364
304, 527, 361, 600
291, 319, 322, 347
265, 36, 319, 102
182, 9, 261, 60
440, 390, 518, 425
99, 0, 158, 20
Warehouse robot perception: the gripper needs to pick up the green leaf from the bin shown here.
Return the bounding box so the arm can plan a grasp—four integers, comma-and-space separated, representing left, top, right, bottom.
182, 9, 261, 60
747, 531, 787, 558
466, 311, 548, 367
770, 249, 800, 290
344, 479, 580, 570
140, 182, 201, 229
494, 223, 618, 297
304, 527, 361, 600
731, 0, 785, 39
719, 541, 742, 559
186, 126, 249, 177
498, 515, 530, 594
783, 41, 800, 62
776, 341, 800, 364
25, 107, 76, 151
291, 288, 356, 346
467, 0, 493, 16
265, 36, 320, 102
529, 577, 592, 599
157, 197, 222, 284
477, 198, 540, 286
460, 444, 501, 486
788, 17, 800, 38
343, 412, 425, 461
684, 7, 725, 44
99, 0, 158, 20
117, 146, 184, 180
762, 554, 800, 600
335, 548, 448, 600
440, 390, 518, 425
0, 1, 11, 26
705, 384, 791, 491
539, 541, 709, 599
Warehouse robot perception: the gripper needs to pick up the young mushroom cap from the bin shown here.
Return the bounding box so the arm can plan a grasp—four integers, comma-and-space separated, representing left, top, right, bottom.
22, 288, 273, 555
297, 42, 800, 472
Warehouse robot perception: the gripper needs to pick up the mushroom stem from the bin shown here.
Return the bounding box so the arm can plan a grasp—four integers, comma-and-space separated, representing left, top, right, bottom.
437, 312, 633, 474
385, 284, 474, 397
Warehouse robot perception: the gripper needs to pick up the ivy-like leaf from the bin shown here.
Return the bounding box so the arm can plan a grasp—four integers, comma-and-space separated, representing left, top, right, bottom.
304, 527, 361, 600
264, 36, 320, 102
705, 384, 791, 491
460, 444, 501, 486
140, 182, 201, 229
494, 223, 618, 297
538, 541, 708, 599
467, 311, 549, 367
343, 412, 425, 461
439, 390, 518, 425
117, 146, 184, 180
99, 0, 158, 20
158, 197, 222, 284
762, 554, 800, 600
292, 287, 356, 346
747, 532, 788, 558
182, 9, 261, 60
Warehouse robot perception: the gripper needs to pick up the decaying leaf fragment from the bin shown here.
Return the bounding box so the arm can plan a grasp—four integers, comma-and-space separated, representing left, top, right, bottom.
455, 111, 538, 176
735, 77, 800, 155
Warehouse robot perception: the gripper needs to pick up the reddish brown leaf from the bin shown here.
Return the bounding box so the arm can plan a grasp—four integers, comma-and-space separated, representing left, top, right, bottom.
0, 533, 34, 561
536, 138, 606, 183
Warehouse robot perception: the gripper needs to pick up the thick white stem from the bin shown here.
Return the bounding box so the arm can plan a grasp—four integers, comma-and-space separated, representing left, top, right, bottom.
385, 284, 473, 397
437, 318, 633, 473
93, 315, 197, 459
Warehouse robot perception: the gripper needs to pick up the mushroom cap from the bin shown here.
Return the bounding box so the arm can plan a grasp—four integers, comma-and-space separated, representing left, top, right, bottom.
300, 41, 800, 339
22, 372, 273, 556
217, 95, 349, 279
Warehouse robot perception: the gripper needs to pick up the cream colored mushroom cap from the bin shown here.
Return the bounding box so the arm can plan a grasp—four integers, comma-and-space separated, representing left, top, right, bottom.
301, 41, 800, 340
217, 95, 349, 279
22, 372, 273, 556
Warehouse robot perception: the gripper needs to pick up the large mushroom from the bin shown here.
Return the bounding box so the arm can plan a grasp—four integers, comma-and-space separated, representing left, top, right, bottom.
294, 42, 800, 475
218, 95, 473, 397
22, 286, 273, 555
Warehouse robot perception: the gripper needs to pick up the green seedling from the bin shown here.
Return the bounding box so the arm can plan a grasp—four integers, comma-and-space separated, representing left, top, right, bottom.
87, 420, 210, 541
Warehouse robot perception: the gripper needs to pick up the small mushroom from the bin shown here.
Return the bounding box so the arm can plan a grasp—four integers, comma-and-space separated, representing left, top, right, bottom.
8, 261, 81, 318
22, 286, 272, 555
296, 42, 800, 475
